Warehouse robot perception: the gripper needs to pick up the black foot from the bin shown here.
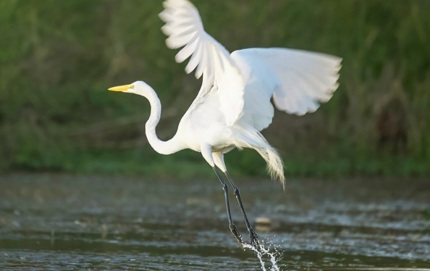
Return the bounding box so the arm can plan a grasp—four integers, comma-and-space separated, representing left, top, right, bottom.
229, 224, 244, 245
249, 228, 261, 250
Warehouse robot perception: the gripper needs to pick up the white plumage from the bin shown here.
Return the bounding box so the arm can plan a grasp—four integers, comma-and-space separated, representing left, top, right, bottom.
155, 0, 341, 183
109, 0, 341, 248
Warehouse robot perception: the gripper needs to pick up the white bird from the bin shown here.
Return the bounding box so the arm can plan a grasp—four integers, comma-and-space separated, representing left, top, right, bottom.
109, 0, 341, 249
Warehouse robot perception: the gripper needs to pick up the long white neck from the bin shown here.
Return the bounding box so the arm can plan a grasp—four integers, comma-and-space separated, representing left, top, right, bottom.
132, 83, 185, 155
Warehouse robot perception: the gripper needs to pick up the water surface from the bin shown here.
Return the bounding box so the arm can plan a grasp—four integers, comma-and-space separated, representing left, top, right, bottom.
0, 174, 429, 270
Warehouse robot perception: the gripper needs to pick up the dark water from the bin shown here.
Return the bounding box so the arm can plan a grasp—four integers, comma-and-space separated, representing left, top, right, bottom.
0, 174, 429, 270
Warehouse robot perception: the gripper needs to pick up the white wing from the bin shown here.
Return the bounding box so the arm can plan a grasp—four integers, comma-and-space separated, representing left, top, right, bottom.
231, 48, 342, 130
160, 0, 244, 126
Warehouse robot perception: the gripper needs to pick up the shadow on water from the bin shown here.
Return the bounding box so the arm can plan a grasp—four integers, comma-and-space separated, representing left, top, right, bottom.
0, 174, 429, 270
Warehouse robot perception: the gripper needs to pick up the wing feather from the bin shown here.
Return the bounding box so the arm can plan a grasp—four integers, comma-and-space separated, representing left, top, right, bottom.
175, 35, 198, 63
160, 0, 244, 126
231, 48, 341, 130
160, 0, 233, 82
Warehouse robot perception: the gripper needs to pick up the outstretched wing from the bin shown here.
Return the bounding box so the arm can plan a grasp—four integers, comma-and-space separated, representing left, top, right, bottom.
231, 48, 342, 130
160, 0, 243, 126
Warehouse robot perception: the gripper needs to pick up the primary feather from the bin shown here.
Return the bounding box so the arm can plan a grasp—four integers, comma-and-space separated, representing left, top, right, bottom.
232, 48, 342, 130
160, 0, 245, 127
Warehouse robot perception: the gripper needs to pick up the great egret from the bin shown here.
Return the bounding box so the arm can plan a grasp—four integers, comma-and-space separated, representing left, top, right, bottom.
109, 0, 341, 249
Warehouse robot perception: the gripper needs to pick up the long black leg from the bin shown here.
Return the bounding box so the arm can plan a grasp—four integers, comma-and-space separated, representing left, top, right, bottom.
212, 167, 243, 246
224, 171, 260, 249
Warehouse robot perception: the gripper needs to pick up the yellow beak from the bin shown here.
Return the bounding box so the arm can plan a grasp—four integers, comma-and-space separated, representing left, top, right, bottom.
108, 84, 133, 92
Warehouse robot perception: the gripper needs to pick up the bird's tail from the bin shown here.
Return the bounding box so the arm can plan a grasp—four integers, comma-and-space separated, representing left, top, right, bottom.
233, 126, 285, 188
255, 146, 285, 188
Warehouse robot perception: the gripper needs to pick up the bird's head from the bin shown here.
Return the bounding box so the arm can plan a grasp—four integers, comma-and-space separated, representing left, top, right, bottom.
108, 81, 151, 95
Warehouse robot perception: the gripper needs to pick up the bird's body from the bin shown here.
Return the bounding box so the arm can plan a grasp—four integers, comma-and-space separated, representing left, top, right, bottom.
109, 0, 341, 249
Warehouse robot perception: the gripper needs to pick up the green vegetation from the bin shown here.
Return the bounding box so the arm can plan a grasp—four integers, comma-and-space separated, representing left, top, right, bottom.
1, 0, 429, 178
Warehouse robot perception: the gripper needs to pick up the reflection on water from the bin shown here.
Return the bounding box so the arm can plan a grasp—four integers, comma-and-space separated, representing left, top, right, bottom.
0, 175, 429, 270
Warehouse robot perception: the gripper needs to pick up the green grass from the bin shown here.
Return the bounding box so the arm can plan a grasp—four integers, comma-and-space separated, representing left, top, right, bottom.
1, 0, 429, 178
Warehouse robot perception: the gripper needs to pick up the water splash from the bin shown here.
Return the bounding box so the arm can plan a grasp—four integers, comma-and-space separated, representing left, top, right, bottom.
243, 241, 282, 271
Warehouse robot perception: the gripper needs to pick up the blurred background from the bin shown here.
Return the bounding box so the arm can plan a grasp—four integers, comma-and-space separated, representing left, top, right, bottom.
1, 0, 429, 179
